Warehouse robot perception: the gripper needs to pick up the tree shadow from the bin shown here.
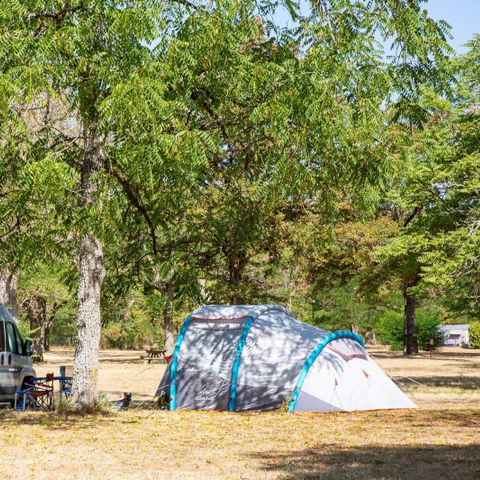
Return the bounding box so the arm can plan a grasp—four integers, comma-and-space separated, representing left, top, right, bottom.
250, 443, 480, 479
0, 410, 121, 430
370, 350, 480, 360
394, 375, 480, 391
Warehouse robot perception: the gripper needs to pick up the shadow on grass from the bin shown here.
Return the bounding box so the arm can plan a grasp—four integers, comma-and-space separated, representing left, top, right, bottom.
250, 443, 480, 480
0, 409, 133, 429
393, 375, 480, 390
370, 350, 480, 360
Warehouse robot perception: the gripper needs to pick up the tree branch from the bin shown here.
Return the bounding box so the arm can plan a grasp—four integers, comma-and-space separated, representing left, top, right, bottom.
403, 205, 423, 227
105, 159, 159, 256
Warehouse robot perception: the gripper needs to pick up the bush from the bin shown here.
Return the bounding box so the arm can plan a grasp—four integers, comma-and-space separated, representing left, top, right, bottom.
416, 310, 443, 350
378, 308, 442, 351
378, 310, 404, 351
469, 321, 480, 348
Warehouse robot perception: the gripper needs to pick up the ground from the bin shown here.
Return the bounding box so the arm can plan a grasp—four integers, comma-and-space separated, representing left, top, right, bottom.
0, 347, 479, 480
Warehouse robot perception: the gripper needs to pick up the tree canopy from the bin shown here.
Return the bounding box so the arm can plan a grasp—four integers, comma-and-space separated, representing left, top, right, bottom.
2, 0, 478, 409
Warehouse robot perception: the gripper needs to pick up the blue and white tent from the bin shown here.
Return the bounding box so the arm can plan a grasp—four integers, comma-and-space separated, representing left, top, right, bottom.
157, 305, 416, 412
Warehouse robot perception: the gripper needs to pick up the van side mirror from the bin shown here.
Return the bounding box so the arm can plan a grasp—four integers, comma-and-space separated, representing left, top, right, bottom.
23, 340, 33, 356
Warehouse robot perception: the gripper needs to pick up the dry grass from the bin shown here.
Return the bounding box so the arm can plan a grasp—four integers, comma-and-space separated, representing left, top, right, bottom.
0, 347, 479, 479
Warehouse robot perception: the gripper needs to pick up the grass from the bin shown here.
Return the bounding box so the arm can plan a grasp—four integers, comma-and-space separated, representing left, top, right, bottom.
0, 347, 479, 479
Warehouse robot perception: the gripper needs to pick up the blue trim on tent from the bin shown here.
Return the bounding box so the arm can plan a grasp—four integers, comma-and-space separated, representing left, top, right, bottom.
169, 316, 192, 411
288, 331, 364, 412
228, 315, 254, 411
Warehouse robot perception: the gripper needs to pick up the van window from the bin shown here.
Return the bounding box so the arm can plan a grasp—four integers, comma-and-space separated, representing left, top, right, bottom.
0, 321, 5, 352
13, 323, 24, 354
5, 322, 21, 355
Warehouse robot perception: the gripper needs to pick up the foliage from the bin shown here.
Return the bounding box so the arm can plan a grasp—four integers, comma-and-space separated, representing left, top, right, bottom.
469, 321, 480, 349
0, 0, 471, 358
378, 309, 442, 351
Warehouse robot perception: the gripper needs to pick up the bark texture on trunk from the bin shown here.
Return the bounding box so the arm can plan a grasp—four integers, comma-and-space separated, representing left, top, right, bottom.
0, 267, 18, 318
403, 288, 418, 355
29, 295, 47, 362
0, 268, 10, 304
72, 121, 106, 411
72, 233, 105, 410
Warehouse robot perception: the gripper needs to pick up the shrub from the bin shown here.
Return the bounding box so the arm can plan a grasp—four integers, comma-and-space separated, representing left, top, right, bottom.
416, 310, 442, 350
378, 310, 404, 351
469, 321, 480, 348
378, 308, 442, 351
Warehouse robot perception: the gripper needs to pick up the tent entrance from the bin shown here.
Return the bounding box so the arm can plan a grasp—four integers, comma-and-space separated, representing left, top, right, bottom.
172, 317, 247, 410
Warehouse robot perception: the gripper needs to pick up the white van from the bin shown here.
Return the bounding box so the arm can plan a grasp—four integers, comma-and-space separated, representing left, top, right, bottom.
0, 304, 36, 405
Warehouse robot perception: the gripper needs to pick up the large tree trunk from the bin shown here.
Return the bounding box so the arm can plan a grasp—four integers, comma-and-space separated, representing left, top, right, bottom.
403, 288, 418, 355
0, 267, 18, 318
0, 268, 10, 304
163, 282, 175, 354
72, 123, 106, 411
28, 295, 47, 362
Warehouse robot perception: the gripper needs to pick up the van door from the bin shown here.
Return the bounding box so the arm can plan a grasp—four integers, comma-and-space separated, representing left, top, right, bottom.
4, 321, 26, 394
0, 320, 11, 399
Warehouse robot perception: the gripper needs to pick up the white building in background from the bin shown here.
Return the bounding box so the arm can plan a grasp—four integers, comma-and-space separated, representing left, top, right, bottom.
438, 324, 470, 347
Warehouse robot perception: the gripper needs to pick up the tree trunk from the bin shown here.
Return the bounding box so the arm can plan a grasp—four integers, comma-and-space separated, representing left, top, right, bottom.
44, 331, 50, 352
28, 295, 47, 363
0, 268, 10, 304
403, 288, 418, 355
72, 122, 106, 411
73, 233, 105, 410
0, 267, 18, 318
163, 282, 175, 354
227, 250, 247, 305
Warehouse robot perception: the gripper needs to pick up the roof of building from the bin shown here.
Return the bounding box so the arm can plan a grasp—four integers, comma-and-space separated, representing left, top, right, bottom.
438, 324, 470, 331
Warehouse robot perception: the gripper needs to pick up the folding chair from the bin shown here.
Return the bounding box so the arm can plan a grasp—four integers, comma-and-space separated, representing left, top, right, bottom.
59, 366, 73, 403
15, 373, 55, 411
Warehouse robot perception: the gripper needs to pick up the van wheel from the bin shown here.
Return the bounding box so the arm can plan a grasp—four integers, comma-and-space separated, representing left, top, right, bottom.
21, 377, 34, 389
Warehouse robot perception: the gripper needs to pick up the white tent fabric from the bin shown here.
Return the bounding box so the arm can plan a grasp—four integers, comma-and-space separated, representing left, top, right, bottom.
156, 304, 416, 412
294, 338, 416, 412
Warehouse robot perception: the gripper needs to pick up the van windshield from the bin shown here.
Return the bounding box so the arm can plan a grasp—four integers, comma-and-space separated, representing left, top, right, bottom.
0, 304, 13, 322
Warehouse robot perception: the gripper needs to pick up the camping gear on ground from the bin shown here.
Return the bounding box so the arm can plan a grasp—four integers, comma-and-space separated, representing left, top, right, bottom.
14, 373, 55, 411
110, 392, 132, 411
14, 370, 73, 411
59, 366, 73, 401
156, 304, 416, 412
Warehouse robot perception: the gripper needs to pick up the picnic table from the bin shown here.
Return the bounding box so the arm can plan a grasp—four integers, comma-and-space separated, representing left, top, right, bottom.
144, 348, 167, 364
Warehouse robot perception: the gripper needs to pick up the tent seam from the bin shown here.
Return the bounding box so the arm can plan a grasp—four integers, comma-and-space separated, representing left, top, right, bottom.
169, 315, 192, 411
228, 315, 254, 411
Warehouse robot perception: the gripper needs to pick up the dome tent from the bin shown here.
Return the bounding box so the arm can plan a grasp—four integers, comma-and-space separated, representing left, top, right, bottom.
156, 304, 416, 412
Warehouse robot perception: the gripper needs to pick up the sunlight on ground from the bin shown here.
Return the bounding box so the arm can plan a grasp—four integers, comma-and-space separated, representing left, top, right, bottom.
0, 347, 479, 479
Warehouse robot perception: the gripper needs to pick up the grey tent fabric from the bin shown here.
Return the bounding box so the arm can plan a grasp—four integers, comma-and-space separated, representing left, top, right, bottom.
155, 304, 415, 412
156, 304, 329, 410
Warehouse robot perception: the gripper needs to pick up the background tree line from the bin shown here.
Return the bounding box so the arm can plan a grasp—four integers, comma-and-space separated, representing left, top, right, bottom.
1, 0, 478, 410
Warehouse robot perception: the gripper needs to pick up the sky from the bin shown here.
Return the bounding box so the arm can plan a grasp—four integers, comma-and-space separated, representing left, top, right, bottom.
274, 1, 480, 54
426, 0, 480, 53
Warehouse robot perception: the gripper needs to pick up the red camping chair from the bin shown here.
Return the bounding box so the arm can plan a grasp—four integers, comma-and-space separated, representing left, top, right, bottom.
15, 373, 55, 411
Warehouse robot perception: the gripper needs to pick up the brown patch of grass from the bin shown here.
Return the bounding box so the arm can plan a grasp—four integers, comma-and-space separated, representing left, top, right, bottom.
0, 347, 478, 479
